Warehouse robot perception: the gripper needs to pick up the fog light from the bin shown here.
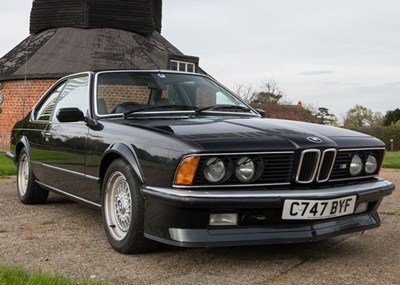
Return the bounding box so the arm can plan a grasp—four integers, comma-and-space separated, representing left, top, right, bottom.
354, 202, 368, 214
209, 213, 238, 226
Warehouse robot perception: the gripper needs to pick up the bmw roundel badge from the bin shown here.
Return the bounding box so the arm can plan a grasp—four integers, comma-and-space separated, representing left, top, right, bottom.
307, 136, 323, 143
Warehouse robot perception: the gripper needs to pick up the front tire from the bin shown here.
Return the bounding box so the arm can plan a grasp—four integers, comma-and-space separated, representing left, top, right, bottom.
17, 148, 49, 204
102, 159, 156, 253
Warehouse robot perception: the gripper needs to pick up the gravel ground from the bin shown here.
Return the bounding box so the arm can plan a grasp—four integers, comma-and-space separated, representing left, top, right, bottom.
0, 169, 398, 285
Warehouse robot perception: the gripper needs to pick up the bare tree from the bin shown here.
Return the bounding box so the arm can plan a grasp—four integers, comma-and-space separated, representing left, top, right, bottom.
233, 83, 256, 103
234, 79, 289, 105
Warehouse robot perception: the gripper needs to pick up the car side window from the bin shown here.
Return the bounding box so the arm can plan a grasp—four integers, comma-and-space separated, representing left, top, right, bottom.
53, 75, 90, 122
35, 82, 66, 121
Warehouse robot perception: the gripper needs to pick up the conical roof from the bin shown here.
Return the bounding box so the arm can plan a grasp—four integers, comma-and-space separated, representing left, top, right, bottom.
0, 27, 198, 80
0, 0, 200, 81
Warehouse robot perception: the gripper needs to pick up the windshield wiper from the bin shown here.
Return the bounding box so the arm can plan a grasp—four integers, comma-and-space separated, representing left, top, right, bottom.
124, 105, 196, 118
195, 104, 252, 115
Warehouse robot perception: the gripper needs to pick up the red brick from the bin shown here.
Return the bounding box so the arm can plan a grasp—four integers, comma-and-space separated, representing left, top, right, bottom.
0, 79, 56, 152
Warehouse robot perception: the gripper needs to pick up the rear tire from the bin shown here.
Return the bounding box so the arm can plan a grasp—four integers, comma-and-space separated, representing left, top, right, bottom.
102, 159, 156, 253
17, 148, 49, 204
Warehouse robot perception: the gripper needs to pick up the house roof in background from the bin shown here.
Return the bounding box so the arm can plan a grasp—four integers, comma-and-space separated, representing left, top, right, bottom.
251, 103, 317, 123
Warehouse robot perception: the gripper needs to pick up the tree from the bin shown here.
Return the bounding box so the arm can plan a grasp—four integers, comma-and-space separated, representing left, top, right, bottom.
251, 79, 286, 104
383, 108, 400, 126
234, 83, 255, 104
316, 107, 338, 126
343, 105, 382, 128
234, 79, 289, 105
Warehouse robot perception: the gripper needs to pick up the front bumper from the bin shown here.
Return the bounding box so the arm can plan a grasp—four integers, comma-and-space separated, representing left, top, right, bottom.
142, 179, 394, 247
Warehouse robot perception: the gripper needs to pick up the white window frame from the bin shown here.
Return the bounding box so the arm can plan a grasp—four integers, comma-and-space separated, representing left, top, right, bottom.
170, 60, 196, 73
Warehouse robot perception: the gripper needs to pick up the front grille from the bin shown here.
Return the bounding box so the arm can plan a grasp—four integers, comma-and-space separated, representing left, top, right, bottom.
296, 150, 320, 183
330, 149, 384, 181
193, 152, 294, 186
183, 148, 383, 188
295, 149, 337, 183
317, 149, 337, 182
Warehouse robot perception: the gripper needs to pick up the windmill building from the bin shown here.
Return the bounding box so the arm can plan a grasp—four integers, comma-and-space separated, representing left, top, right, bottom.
0, 0, 200, 151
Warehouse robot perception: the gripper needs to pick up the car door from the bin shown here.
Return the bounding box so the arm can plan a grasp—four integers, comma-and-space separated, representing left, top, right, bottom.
39, 74, 92, 200
26, 81, 67, 182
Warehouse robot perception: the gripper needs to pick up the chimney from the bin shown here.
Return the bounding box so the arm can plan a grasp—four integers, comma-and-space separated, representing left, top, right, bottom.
297, 101, 303, 108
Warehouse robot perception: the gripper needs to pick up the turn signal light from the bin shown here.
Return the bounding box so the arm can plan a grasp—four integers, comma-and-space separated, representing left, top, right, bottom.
174, 156, 200, 186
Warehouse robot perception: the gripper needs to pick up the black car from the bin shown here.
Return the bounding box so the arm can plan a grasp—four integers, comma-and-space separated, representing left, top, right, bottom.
6, 70, 394, 253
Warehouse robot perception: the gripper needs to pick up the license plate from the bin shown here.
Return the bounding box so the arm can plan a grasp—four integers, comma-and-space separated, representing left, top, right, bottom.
282, 195, 356, 220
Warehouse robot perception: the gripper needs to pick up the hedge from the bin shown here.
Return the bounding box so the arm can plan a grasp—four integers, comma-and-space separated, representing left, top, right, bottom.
350, 126, 400, 151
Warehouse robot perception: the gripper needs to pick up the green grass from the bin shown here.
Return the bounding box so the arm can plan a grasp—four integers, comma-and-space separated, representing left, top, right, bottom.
0, 266, 108, 285
0, 153, 17, 177
383, 151, 400, 169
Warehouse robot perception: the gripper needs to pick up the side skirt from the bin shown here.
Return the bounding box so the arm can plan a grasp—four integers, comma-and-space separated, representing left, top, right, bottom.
36, 180, 101, 209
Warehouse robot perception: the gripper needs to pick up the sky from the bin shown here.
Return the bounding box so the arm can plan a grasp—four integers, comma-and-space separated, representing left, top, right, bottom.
1, 0, 400, 120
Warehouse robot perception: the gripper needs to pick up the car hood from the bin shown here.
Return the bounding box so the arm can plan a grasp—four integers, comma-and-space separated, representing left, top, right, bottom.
116, 117, 383, 151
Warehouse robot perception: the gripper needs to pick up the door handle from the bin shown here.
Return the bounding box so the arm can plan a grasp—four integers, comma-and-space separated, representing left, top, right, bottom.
42, 131, 51, 142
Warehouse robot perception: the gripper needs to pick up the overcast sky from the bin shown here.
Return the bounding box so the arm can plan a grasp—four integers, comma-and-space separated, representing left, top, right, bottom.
1, 0, 400, 119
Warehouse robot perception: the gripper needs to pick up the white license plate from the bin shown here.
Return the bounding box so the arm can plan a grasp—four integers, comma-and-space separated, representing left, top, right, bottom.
282, 195, 357, 220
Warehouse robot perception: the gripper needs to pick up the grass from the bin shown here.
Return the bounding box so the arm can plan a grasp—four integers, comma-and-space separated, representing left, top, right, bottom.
0, 153, 16, 177
383, 151, 400, 169
0, 266, 108, 285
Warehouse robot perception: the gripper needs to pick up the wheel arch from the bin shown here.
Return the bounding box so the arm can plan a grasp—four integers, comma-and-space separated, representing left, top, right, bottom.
99, 143, 145, 186
15, 136, 31, 160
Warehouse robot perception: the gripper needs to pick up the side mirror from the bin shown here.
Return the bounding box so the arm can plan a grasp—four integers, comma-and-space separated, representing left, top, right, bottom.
56, 108, 85, 122
255, 108, 266, 118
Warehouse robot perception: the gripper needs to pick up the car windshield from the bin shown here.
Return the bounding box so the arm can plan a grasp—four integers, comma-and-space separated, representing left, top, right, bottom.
95, 71, 257, 117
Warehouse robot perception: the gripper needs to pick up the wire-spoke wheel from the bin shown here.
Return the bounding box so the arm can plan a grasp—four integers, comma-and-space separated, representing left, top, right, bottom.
102, 159, 156, 253
103, 171, 132, 241
17, 148, 49, 204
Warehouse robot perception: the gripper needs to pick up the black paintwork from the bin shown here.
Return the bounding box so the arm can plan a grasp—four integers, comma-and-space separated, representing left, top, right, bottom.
8, 70, 395, 247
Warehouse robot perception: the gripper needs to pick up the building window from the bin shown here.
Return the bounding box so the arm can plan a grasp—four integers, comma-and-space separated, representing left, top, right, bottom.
170, 60, 195, 73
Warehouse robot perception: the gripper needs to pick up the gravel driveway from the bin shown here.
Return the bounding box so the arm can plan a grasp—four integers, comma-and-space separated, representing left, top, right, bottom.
0, 169, 399, 285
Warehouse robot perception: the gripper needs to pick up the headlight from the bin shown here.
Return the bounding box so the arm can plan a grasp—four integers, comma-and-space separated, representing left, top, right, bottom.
235, 157, 255, 182
350, 154, 363, 176
204, 157, 226, 183
365, 154, 378, 174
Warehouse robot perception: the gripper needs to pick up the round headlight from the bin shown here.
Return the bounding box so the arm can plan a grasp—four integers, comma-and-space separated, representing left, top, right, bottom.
365, 154, 378, 174
204, 157, 226, 183
350, 154, 363, 176
235, 157, 255, 182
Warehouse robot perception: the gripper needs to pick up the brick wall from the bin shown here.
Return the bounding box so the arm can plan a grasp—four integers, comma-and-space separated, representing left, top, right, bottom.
0, 79, 56, 152
98, 85, 149, 113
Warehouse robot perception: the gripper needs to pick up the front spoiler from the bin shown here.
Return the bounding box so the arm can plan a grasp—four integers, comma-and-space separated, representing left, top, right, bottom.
146, 212, 380, 247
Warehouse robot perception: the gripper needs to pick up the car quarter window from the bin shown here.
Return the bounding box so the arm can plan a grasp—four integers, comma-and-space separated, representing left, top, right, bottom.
35, 81, 67, 121
53, 75, 90, 122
